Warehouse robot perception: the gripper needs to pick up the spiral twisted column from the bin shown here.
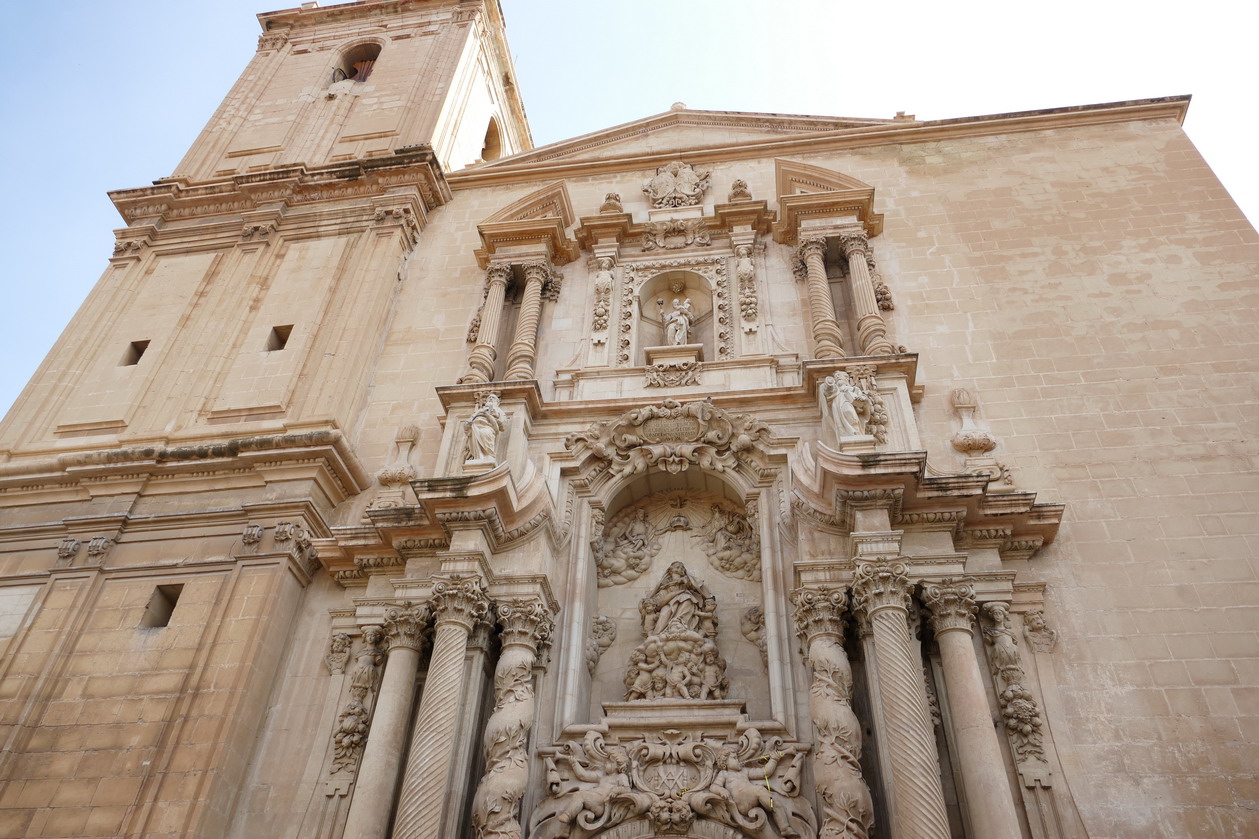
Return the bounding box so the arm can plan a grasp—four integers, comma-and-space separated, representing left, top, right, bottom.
921, 580, 1022, 839
392, 576, 491, 839
797, 238, 846, 358
504, 261, 550, 380
852, 559, 950, 839
791, 586, 874, 839
461, 263, 512, 384
341, 603, 430, 839
471, 598, 554, 839
839, 232, 895, 355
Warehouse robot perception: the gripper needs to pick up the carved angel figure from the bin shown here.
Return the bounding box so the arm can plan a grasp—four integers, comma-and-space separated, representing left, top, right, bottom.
822, 372, 870, 437
694, 503, 760, 580
704, 747, 800, 837
662, 297, 694, 346
543, 739, 650, 837
463, 391, 508, 464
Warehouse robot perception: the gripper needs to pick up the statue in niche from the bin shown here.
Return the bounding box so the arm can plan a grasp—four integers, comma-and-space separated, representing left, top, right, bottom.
624, 562, 726, 701
463, 391, 508, 466
693, 503, 760, 581
660, 297, 694, 345
822, 372, 871, 437
643, 160, 711, 208
596, 508, 661, 587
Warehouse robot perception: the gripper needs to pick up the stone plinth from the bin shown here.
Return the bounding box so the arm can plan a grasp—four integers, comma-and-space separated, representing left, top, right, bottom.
644, 343, 704, 366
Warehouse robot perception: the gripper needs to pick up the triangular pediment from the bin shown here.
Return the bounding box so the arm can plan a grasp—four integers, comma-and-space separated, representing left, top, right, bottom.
481, 180, 575, 228
476, 108, 898, 168
775, 158, 874, 197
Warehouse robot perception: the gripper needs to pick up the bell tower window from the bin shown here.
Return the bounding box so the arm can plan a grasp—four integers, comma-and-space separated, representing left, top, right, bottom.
332, 43, 381, 84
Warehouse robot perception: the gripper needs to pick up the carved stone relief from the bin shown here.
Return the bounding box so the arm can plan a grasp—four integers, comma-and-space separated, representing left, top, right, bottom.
642, 160, 711, 208
1023, 609, 1059, 653
728, 178, 753, 202
735, 244, 758, 329
565, 398, 770, 479
739, 605, 768, 668
599, 192, 623, 213
463, 391, 507, 469
821, 372, 875, 439
624, 562, 727, 701
981, 603, 1051, 785
586, 616, 617, 676
642, 218, 711, 251
848, 365, 890, 445
329, 625, 385, 777
591, 258, 614, 344
644, 360, 701, 388
324, 632, 352, 674
533, 727, 814, 839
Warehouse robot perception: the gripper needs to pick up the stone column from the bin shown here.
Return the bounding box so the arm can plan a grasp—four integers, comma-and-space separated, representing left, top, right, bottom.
471, 598, 554, 839
341, 604, 429, 839
839, 232, 895, 355
392, 576, 490, 839
851, 559, 950, 839
790, 586, 874, 839
504, 261, 550, 380
796, 237, 846, 358
461, 263, 512, 384
921, 581, 1022, 839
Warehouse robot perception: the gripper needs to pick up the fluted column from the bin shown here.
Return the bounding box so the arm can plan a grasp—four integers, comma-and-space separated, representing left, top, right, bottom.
504, 261, 550, 380
796, 238, 846, 358
341, 603, 429, 839
790, 587, 874, 839
851, 559, 950, 839
471, 598, 554, 839
839, 232, 895, 355
461, 263, 512, 384
921, 580, 1022, 839
393, 576, 491, 839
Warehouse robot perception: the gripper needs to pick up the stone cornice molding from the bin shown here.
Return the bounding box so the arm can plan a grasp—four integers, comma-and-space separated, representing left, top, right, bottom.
449, 97, 1190, 190
851, 558, 912, 616
920, 579, 978, 635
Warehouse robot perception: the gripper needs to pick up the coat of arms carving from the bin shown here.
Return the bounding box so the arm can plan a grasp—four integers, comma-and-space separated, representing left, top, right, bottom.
642, 160, 711, 208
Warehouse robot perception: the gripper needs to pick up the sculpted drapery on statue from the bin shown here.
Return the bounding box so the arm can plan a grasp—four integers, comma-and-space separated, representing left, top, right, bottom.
625, 562, 727, 701
661, 297, 695, 345
463, 390, 507, 467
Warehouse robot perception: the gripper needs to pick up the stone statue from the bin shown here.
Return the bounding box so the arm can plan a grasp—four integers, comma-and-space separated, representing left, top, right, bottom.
822, 372, 870, 437
599, 192, 623, 213
728, 178, 752, 202
542, 735, 650, 837
1024, 608, 1059, 652
348, 626, 385, 697
693, 503, 760, 581
585, 615, 617, 675
463, 391, 507, 465
662, 298, 694, 345
704, 746, 800, 837
624, 562, 725, 701
642, 160, 710, 208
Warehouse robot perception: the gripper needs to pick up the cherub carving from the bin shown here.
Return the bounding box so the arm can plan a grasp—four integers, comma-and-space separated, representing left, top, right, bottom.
702, 745, 799, 836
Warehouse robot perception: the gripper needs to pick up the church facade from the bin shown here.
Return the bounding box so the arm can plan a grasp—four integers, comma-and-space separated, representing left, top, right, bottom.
0, 2, 1256, 838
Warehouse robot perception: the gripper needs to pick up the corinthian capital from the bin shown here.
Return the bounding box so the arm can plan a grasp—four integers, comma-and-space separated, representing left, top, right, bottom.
838, 231, 869, 259
920, 579, 978, 635
520, 260, 552, 284
495, 597, 555, 653
790, 586, 848, 646
486, 263, 513, 286
796, 237, 827, 262
382, 602, 431, 652
851, 558, 912, 616
430, 575, 491, 631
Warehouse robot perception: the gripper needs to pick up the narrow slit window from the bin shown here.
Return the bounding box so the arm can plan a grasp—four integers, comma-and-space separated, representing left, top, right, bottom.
266, 324, 293, 352
120, 340, 150, 366
139, 584, 183, 628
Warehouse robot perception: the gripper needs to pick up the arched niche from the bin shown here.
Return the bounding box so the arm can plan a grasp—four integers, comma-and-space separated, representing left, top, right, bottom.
636, 269, 713, 362
587, 467, 768, 720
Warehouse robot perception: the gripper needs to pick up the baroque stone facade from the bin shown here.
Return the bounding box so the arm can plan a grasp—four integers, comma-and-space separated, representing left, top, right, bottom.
0, 2, 1256, 838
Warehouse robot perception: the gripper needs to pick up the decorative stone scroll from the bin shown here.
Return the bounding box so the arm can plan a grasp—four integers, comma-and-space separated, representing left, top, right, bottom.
565, 398, 770, 478
624, 562, 727, 701
645, 359, 700, 388
533, 727, 814, 838
791, 587, 875, 839
642, 160, 711, 208
642, 218, 711, 251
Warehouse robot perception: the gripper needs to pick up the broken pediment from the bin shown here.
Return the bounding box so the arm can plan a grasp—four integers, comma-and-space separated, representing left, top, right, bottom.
475, 181, 580, 265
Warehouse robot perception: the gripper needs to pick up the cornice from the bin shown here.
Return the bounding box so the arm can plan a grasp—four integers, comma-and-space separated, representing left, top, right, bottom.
446, 97, 1191, 190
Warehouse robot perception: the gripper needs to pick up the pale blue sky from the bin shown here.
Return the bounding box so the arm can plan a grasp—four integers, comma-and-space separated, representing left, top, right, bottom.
1, 0, 1254, 421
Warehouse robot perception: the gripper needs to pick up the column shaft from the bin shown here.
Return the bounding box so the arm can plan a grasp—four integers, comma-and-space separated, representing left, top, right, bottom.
798, 238, 846, 358
853, 560, 950, 839
392, 578, 489, 839
922, 581, 1023, 839
341, 606, 428, 839
462, 264, 511, 384
504, 263, 548, 380
841, 233, 895, 355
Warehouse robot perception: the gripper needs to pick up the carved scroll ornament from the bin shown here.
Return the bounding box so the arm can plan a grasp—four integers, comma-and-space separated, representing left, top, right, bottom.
565, 398, 770, 478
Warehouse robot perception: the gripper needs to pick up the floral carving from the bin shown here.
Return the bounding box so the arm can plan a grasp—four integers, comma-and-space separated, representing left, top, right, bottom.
735, 244, 758, 327
642, 160, 711, 208
329, 626, 385, 776
850, 558, 911, 616
624, 562, 726, 701
642, 218, 711, 251
591, 258, 613, 342
791, 587, 874, 839
586, 616, 617, 676
430, 576, 490, 632
533, 728, 814, 839
644, 360, 700, 388
382, 602, 430, 652
920, 579, 978, 635
565, 398, 770, 478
